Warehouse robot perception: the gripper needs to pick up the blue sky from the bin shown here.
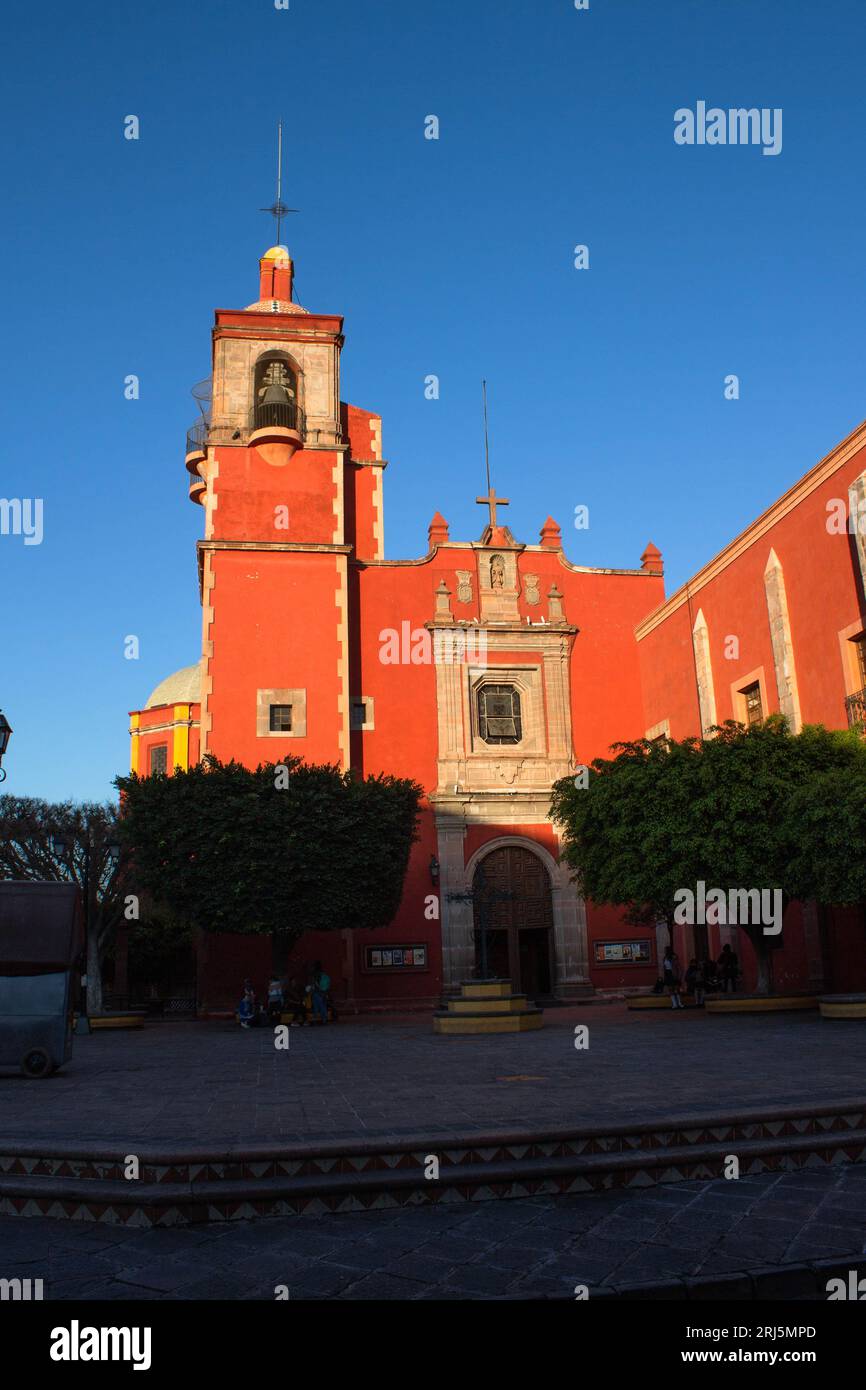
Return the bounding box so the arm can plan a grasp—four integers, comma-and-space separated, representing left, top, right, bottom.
2, 0, 864, 804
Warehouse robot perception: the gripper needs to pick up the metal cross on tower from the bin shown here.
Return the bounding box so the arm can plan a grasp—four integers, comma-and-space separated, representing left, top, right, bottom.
476, 379, 509, 530
260, 122, 299, 245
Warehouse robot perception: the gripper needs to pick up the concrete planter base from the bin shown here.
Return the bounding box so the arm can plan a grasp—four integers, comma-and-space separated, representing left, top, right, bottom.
705, 994, 818, 1014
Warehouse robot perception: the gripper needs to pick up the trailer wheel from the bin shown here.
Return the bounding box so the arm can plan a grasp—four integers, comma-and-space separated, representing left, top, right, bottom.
21, 1049, 54, 1078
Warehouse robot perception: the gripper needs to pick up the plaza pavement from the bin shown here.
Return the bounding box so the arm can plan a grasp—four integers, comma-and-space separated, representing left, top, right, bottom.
3, 1005, 866, 1300
2, 1166, 866, 1300
2, 1003, 866, 1145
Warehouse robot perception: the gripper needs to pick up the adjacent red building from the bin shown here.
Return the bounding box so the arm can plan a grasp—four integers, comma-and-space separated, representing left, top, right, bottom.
129, 246, 866, 1009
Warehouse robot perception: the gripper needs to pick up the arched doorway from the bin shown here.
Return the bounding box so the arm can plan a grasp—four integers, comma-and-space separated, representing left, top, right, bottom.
472, 845, 554, 996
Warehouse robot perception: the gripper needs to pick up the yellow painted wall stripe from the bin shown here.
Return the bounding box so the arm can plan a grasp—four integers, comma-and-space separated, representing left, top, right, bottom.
173, 704, 191, 770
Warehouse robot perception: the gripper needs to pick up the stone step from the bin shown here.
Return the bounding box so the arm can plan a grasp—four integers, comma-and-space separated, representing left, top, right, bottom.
457, 980, 513, 998
446, 995, 530, 1014
2, 1125, 865, 1225
433, 1008, 544, 1034
2, 1097, 864, 1225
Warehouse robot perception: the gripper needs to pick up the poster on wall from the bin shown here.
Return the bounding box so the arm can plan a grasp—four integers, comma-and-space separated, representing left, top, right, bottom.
365, 945, 427, 970
594, 941, 652, 964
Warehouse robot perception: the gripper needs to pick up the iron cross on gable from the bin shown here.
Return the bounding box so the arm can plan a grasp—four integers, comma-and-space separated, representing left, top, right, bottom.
476, 487, 510, 529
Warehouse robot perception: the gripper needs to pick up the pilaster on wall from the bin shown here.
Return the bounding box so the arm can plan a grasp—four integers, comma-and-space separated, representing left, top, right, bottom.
764, 549, 802, 732
331, 454, 344, 547
172, 705, 191, 770
335, 554, 350, 769
200, 552, 215, 756
372, 465, 384, 559
848, 471, 866, 592
436, 820, 476, 992
204, 454, 219, 541
692, 608, 717, 734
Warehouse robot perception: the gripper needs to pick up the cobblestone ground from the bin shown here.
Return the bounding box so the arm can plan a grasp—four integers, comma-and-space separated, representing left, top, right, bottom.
3, 1166, 866, 1300
2, 1005, 866, 1144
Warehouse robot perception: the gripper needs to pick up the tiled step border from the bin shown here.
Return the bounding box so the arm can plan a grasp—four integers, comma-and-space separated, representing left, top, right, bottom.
1, 1096, 864, 1226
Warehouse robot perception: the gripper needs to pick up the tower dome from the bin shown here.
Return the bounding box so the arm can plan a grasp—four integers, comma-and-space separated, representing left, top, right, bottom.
144, 663, 201, 709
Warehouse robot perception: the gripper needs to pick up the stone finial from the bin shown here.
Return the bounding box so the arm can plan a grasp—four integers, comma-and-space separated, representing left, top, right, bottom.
548, 582, 565, 622
435, 579, 453, 619
540, 516, 562, 549
428, 512, 449, 547
641, 540, 663, 574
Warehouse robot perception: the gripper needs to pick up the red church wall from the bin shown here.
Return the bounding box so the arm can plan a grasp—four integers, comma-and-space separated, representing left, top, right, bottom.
206, 549, 345, 768
211, 444, 340, 545
827, 906, 866, 991
637, 425, 866, 739
562, 569, 665, 763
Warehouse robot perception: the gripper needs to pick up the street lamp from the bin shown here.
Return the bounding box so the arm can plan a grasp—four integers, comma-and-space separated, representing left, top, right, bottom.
50, 831, 122, 1033
0, 710, 12, 782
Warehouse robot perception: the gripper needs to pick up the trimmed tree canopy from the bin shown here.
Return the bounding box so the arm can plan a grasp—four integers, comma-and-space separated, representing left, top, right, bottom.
114, 756, 422, 944
551, 719, 866, 993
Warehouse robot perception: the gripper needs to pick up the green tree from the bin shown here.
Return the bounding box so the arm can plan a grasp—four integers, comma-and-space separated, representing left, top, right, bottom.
551, 719, 866, 995
784, 766, 866, 906
0, 794, 127, 1014
114, 756, 422, 953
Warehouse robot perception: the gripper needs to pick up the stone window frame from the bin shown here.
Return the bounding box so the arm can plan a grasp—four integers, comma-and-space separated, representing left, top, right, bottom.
645, 718, 671, 744
350, 695, 375, 732
464, 665, 545, 758
149, 744, 169, 774
838, 619, 866, 701
728, 666, 768, 729
256, 687, 307, 738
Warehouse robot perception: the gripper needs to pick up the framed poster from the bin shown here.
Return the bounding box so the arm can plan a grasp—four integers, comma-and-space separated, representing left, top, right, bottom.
594, 940, 652, 965
364, 945, 428, 972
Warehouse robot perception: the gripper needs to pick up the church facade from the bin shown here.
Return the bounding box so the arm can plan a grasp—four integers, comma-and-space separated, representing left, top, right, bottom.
129, 246, 866, 1010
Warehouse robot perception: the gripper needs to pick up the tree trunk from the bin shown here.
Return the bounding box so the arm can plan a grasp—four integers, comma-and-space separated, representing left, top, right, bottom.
754, 938, 772, 996
87, 931, 104, 1016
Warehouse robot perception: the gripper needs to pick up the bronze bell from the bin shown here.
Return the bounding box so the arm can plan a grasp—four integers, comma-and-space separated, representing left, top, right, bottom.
261, 381, 290, 406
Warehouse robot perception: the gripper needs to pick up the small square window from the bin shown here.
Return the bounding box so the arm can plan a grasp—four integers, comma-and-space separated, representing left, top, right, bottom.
269, 704, 293, 732
257, 688, 306, 737
349, 695, 374, 732
149, 744, 168, 774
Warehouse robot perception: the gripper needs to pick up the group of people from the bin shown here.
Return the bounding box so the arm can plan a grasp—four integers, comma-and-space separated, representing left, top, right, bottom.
661, 944, 739, 1009
238, 961, 333, 1029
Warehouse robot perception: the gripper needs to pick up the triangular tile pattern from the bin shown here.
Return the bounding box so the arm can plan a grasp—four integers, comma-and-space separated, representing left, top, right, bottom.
2, 1105, 865, 1225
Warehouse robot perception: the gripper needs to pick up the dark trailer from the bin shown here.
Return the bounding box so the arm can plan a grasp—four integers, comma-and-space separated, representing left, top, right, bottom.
0, 881, 83, 1077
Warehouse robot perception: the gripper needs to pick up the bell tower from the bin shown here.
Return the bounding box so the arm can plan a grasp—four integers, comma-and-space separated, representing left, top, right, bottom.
187, 245, 353, 773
